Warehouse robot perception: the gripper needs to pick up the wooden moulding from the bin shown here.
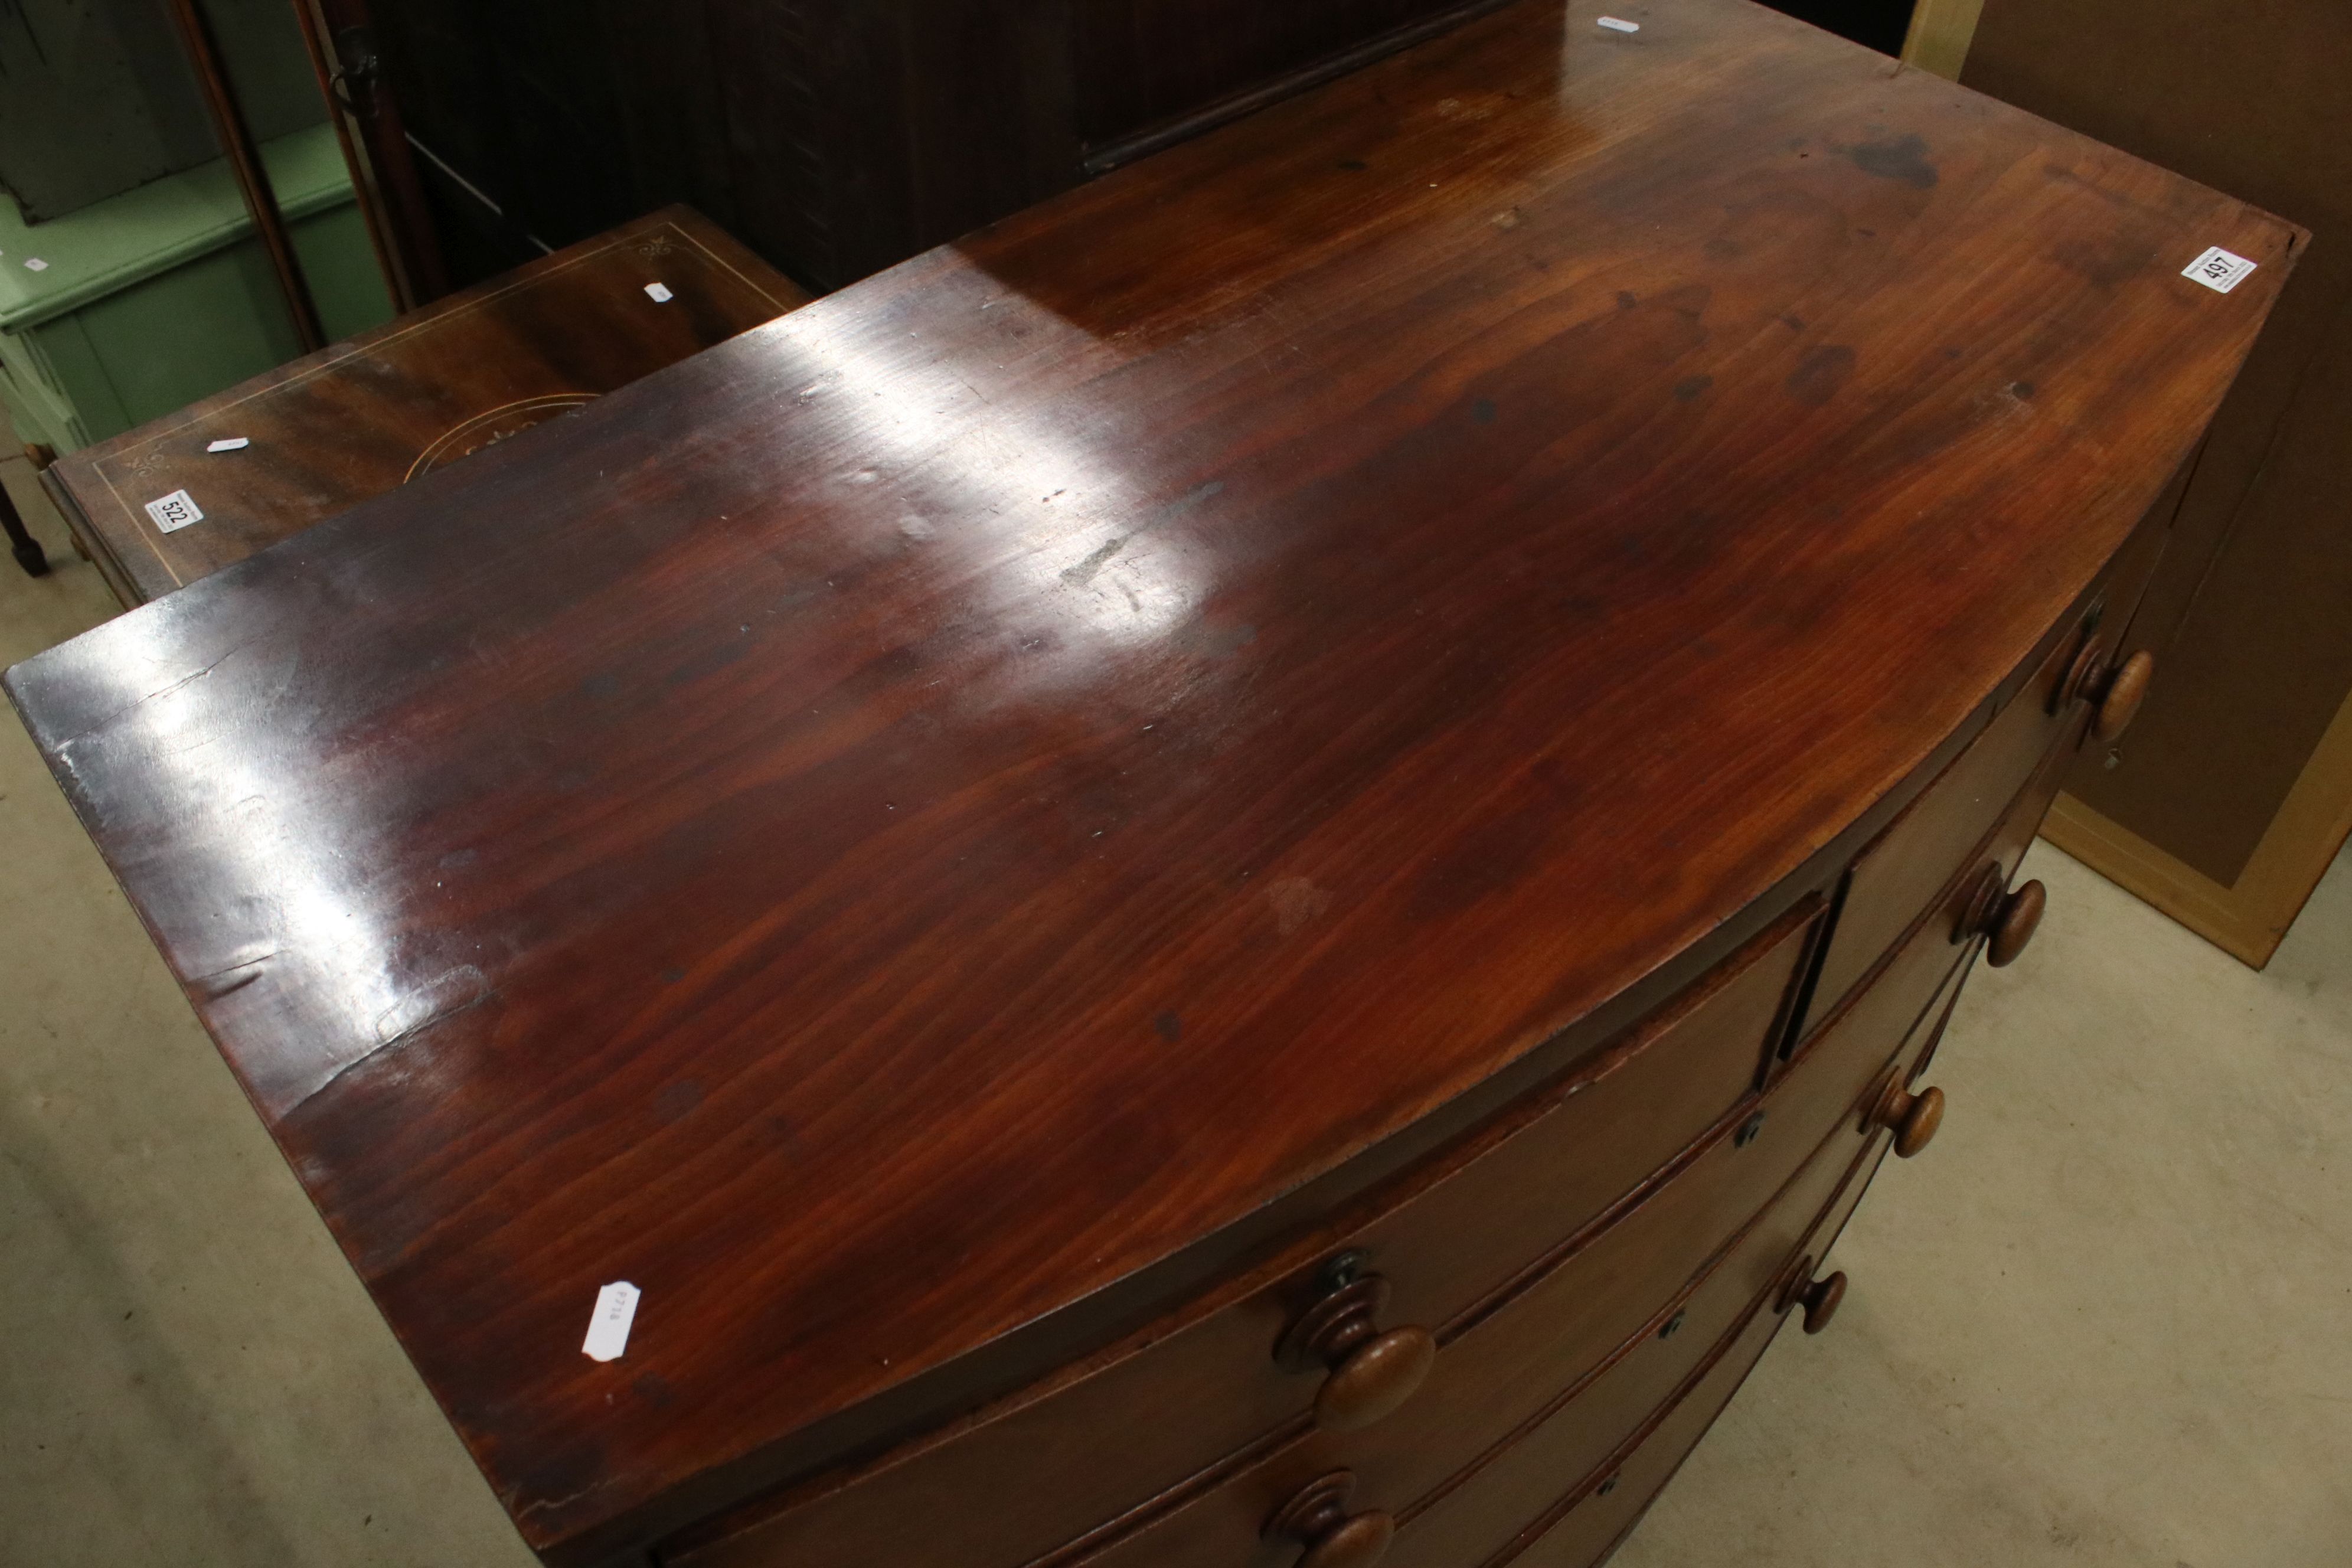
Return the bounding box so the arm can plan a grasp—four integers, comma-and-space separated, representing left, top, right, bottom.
2040, 686, 2352, 968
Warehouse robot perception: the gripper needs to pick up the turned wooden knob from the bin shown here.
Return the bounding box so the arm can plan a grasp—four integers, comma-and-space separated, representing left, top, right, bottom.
2089, 648, 2156, 742
1276, 1260, 1437, 1432
1263, 1472, 1396, 1568
2062, 641, 2157, 743
1780, 1259, 1847, 1334
1873, 1075, 1945, 1158
1959, 864, 2045, 967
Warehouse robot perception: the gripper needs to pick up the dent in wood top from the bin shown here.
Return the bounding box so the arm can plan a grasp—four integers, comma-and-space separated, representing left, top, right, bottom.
2, 0, 2297, 1559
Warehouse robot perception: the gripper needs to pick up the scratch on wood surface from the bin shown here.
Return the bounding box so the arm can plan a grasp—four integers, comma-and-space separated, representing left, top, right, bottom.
51, 638, 259, 749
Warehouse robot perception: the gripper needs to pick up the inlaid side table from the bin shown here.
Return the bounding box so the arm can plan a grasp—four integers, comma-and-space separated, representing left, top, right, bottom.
38, 205, 809, 606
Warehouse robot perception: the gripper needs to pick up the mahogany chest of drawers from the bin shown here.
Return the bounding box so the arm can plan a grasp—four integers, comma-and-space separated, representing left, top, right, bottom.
2, 2, 2292, 1566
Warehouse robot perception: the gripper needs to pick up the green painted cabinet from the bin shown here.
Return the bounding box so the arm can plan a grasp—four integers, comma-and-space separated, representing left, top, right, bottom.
1, 124, 393, 455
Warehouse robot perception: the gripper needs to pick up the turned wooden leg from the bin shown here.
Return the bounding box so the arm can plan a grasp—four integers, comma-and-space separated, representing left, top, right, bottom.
2, 476, 50, 577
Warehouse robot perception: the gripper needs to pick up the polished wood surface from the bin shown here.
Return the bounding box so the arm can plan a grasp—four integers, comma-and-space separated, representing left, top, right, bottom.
375, 0, 1517, 294
1808, 620, 2083, 1015
44, 207, 808, 605
2, 1, 2294, 1562
2088, 649, 2155, 742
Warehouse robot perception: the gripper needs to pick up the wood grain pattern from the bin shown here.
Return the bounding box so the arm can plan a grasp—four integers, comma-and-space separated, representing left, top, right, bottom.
1, 1, 2294, 1561
695, 0, 1514, 291
752, 917, 1926, 1568
1072, 0, 1509, 169
45, 207, 806, 605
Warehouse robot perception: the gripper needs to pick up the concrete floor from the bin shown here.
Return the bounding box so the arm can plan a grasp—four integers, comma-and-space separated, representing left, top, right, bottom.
4, 458, 2347, 1567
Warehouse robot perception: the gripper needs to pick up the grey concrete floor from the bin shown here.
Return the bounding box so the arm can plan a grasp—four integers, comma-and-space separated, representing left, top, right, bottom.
4, 456, 2347, 1566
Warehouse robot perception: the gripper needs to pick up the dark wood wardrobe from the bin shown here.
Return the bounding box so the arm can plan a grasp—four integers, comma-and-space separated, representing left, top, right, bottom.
344, 0, 1922, 296
352, 0, 1516, 293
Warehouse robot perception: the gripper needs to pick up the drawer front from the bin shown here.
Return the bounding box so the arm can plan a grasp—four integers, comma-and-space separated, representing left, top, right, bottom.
1813, 628, 2085, 1017
1021, 925, 1940, 1568
1792, 864, 1973, 1094
2098, 502, 2172, 652
669, 907, 1817, 1568
1507, 1270, 1796, 1568
1896, 741, 2071, 1093
1806, 684, 2081, 1074
1504, 1102, 1906, 1568
1384, 1122, 1894, 1568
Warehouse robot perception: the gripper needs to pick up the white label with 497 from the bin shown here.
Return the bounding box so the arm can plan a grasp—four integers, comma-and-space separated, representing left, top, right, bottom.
2182, 246, 2258, 295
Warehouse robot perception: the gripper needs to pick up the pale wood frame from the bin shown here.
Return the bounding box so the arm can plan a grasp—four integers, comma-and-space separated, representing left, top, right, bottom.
1900, 0, 1987, 80
2041, 685, 2352, 967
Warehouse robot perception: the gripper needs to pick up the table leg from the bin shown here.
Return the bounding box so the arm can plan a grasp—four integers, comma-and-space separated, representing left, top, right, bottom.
3, 476, 50, 576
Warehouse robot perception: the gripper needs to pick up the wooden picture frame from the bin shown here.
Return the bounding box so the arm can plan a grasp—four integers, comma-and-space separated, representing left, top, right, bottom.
2043, 689, 2352, 966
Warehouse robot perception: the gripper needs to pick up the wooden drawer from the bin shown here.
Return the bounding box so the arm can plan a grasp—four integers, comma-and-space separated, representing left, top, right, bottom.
983, 919, 1944, 1568
668, 907, 1818, 1568
1390, 951, 1957, 1568
1812, 632, 2085, 1016
1517, 1122, 1894, 1568
1506, 1267, 1797, 1568
1793, 877, 1971, 1092
1801, 684, 2084, 1086
1384, 1122, 1896, 1568
2098, 499, 2173, 652
1514, 1114, 1900, 1568
1899, 741, 2075, 1093
1505, 1109, 1902, 1568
